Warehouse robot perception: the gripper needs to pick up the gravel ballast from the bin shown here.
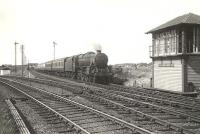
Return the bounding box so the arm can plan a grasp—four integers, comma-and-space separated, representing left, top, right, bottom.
0, 81, 60, 134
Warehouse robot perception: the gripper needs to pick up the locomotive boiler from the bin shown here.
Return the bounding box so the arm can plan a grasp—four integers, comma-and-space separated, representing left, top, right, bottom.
36, 50, 111, 84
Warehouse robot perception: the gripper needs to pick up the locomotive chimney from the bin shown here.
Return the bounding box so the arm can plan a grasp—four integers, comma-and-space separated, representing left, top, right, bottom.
96, 50, 101, 54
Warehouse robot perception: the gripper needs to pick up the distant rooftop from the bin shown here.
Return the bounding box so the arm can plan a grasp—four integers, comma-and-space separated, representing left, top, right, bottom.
0, 66, 10, 70
146, 13, 200, 33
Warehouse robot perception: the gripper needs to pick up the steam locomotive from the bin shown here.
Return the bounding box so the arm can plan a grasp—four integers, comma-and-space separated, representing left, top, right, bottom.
36, 50, 111, 84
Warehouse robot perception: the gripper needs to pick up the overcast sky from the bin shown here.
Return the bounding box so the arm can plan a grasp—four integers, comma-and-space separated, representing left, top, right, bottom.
0, 0, 200, 65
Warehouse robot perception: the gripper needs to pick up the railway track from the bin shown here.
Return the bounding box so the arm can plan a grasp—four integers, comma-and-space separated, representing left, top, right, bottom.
2, 76, 200, 134
0, 77, 154, 134
7, 75, 200, 119
94, 83, 200, 106
91, 85, 200, 116
82, 89, 200, 134
31, 70, 200, 105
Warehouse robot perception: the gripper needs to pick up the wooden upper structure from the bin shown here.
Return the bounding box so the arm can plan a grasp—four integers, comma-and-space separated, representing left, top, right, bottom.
147, 13, 200, 57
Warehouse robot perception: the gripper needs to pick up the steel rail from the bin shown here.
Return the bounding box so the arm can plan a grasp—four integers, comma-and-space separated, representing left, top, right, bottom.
25, 75, 200, 114
92, 88, 200, 122
8, 75, 199, 109
5, 76, 200, 121
96, 86, 200, 111
1, 80, 90, 134
0, 78, 154, 134
82, 91, 198, 134
5, 76, 200, 122
109, 84, 199, 102
3, 76, 199, 134
10, 74, 200, 109
26, 70, 199, 103
6, 99, 31, 134
15, 75, 199, 134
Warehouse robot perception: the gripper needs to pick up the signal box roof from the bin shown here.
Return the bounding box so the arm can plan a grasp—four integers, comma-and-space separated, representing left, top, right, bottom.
146, 13, 200, 34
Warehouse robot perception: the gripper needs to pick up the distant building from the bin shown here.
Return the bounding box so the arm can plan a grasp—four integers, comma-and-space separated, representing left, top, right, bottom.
0, 66, 11, 75
147, 13, 200, 92
28, 63, 38, 69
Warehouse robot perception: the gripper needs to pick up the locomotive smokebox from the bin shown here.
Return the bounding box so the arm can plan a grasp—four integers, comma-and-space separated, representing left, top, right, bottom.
95, 52, 108, 68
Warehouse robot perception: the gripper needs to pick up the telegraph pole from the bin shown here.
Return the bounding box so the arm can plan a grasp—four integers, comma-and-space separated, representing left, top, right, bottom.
21, 45, 24, 77
53, 41, 57, 60
14, 42, 18, 73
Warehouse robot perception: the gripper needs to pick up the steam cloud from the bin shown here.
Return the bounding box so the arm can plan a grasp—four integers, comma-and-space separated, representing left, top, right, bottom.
93, 43, 102, 51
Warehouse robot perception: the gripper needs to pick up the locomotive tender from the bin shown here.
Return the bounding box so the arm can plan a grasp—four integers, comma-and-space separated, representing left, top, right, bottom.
36, 50, 111, 84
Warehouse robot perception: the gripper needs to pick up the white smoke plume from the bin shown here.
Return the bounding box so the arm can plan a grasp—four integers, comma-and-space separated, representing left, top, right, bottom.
93, 43, 102, 52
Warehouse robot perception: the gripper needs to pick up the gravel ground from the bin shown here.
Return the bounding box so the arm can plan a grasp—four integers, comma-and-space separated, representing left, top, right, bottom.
0, 83, 19, 134
0, 101, 18, 134
9, 78, 127, 133
8, 77, 127, 121
15, 78, 74, 97
10, 72, 200, 133
0, 81, 61, 134
15, 100, 59, 134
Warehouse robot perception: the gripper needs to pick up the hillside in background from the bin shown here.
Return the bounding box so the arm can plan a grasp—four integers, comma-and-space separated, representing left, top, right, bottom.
112, 63, 152, 87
